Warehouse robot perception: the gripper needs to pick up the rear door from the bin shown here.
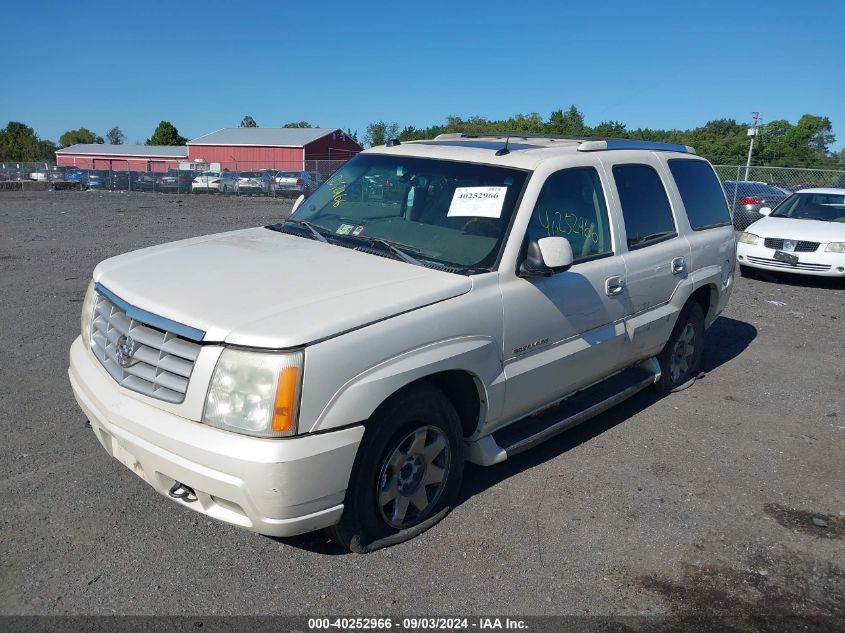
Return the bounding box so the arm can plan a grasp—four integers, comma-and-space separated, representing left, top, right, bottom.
601, 156, 692, 357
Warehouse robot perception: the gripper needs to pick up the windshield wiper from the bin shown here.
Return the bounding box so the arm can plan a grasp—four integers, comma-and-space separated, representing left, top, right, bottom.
284, 219, 328, 243
334, 232, 425, 267
369, 238, 424, 267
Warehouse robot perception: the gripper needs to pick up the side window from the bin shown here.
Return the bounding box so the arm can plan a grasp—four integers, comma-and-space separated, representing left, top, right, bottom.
668, 159, 732, 230
612, 164, 676, 250
526, 167, 612, 262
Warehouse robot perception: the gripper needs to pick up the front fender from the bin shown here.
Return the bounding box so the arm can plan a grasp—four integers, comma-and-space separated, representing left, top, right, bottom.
303, 336, 504, 433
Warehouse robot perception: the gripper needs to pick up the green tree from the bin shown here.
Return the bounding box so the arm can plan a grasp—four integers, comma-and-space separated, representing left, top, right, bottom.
364, 121, 400, 147
146, 121, 187, 146
0, 121, 56, 161
590, 120, 628, 138
59, 127, 98, 147
240, 115, 257, 128
283, 121, 313, 128
344, 128, 359, 143
548, 105, 586, 136
106, 126, 125, 144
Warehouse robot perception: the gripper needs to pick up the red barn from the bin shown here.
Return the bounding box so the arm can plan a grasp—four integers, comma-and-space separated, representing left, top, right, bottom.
186, 127, 362, 172
55, 145, 188, 171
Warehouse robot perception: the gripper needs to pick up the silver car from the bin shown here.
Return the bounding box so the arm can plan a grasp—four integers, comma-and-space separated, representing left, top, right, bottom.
722, 180, 789, 230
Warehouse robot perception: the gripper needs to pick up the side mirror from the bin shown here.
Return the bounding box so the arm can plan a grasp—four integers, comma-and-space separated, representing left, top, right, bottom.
758, 207, 772, 216
519, 237, 574, 277
291, 194, 305, 213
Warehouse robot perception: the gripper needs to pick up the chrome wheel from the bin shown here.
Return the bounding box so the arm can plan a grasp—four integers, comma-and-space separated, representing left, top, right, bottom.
377, 425, 451, 530
669, 322, 696, 383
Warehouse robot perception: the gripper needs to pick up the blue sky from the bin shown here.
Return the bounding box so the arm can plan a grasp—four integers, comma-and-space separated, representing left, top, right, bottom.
1, 0, 843, 150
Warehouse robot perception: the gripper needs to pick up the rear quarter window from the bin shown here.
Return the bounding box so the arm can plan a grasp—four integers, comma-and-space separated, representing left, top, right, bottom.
668, 159, 732, 230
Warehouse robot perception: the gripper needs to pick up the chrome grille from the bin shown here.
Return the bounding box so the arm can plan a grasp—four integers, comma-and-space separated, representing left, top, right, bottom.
763, 238, 820, 252
90, 293, 201, 403
746, 256, 831, 272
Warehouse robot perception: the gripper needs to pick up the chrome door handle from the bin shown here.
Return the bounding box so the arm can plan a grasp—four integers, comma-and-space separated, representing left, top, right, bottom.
671, 257, 686, 275
606, 276, 625, 296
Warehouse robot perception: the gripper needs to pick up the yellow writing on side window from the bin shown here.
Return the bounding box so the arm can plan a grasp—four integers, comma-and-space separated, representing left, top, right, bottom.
539, 210, 599, 244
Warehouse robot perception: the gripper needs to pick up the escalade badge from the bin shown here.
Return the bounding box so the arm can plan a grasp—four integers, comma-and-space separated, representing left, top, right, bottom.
115, 335, 138, 367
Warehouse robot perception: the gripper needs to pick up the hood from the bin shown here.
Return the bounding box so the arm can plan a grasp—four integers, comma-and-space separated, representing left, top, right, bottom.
747, 216, 845, 242
93, 227, 472, 348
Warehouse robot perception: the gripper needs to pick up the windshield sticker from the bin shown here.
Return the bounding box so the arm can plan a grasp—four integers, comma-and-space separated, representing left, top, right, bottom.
447, 186, 508, 218
336, 224, 355, 235
351, 225, 365, 236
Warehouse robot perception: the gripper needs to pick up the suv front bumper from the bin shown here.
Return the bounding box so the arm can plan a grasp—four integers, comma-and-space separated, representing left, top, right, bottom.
68, 336, 363, 537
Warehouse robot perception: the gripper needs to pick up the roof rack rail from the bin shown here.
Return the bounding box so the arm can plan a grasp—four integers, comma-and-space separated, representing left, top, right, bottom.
431, 132, 695, 154
577, 139, 696, 154
433, 132, 585, 141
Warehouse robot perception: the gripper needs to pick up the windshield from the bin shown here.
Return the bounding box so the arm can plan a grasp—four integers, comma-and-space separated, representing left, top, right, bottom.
771, 192, 845, 222
286, 153, 529, 272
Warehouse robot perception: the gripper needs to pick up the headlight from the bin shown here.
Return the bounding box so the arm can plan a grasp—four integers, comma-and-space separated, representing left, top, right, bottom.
203, 348, 303, 438
738, 232, 760, 245
825, 242, 845, 253
80, 280, 96, 348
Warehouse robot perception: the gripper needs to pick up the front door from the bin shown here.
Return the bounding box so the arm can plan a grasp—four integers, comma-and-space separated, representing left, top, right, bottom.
500, 166, 629, 422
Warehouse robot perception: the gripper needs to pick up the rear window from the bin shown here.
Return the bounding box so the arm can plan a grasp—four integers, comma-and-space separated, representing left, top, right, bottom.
668, 160, 732, 230
612, 164, 677, 250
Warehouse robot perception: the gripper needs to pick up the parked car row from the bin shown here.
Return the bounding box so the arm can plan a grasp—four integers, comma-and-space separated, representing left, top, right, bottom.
0, 166, 328, 196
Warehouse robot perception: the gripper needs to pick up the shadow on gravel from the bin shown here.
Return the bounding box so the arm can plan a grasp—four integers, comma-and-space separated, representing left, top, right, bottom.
461, 315, 756, 504
277, 315, 756, 555
745, 269, 845, 290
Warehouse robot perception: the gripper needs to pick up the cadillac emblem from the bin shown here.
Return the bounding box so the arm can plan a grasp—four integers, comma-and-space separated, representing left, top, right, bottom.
115, 335, 137, 367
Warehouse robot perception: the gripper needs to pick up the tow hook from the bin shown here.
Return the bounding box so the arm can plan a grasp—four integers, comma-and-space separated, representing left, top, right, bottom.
168, 481, 197, 503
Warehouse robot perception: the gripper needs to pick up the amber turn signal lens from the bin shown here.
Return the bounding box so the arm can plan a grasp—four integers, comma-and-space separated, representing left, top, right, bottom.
272, 366, 300, 433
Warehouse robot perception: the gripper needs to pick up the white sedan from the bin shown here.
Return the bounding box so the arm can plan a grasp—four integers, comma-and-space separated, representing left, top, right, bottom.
736, 188, 845, 278
191, 170, 237, 194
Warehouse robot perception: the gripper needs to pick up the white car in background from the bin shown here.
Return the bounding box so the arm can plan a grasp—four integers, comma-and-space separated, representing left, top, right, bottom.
272, 170, 319, 196
737, 188, 845, 278
191, 170, 237, 194
234, 171, 272, 195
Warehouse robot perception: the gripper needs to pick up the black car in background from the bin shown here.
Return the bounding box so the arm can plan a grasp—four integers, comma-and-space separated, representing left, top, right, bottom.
156, 170, 196, 193
722, 180, 789, 229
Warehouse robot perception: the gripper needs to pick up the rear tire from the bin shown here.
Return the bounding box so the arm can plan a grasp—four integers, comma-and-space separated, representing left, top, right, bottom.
327, 383, 464, 552
653, 301, 705, 395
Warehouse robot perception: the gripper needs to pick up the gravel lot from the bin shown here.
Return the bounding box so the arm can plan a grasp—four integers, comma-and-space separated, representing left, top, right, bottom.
0, 190, 843, 627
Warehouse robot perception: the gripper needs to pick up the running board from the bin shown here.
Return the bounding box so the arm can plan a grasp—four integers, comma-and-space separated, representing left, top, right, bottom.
490, 362, 659, 459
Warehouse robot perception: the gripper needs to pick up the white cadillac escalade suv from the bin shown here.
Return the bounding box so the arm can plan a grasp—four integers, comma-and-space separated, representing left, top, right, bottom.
69, 135, 736, 552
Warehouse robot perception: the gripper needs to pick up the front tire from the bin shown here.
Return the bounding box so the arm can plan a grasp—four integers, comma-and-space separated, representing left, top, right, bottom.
653, 301, 705, 394
327, 383, 464, 552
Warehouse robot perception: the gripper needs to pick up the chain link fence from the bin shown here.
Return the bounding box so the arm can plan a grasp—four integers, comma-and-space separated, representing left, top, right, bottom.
713, 165, 845, 229
0, 159, 352, 197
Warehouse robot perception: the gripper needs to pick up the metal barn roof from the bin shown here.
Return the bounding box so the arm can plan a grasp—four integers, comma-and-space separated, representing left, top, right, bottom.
55, 144, 188, 157
187, 127, 341, 147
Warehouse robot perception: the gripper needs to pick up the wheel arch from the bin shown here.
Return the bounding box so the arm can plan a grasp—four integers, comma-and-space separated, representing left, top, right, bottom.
305, 336, 501, 436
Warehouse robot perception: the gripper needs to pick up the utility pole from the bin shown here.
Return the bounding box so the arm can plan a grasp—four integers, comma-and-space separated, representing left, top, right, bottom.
744, 112, 761, 180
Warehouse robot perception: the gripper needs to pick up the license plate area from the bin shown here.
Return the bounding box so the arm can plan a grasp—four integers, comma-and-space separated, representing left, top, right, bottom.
773, 250, 799, 265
